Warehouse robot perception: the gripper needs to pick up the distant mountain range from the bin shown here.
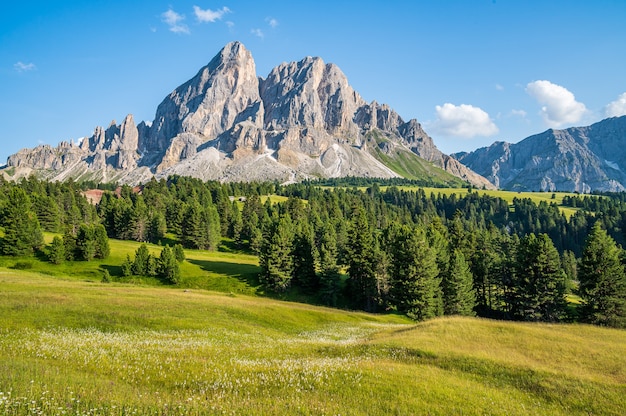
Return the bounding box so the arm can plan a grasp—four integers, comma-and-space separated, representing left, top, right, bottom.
454, 116, 626, 192
1, 41, 492, 189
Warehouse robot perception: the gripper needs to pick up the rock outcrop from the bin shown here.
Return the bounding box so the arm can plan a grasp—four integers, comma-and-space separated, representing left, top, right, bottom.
454, 116, 626, 192
3, 41, 493, 188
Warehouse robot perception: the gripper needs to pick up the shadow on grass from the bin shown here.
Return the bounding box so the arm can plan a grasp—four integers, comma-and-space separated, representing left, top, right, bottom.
187, 259, 261, 288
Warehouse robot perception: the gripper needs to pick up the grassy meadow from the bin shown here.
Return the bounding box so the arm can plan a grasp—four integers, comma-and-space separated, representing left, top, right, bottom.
1, 238, 625, 415
394, 187, 581, 218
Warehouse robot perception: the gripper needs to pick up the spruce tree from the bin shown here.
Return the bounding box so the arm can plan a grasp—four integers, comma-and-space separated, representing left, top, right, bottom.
317, 224, 342, 306
514, 234, 567, 322
388, 224, 439, 320
579, 223, 626, 327
346, 207, 379, 312
258, 214, 295, 292
158, 245, 180, 284
132, 244, 151, 276
76, 224, 96, 261
0, 187, 44, 256
94, 224, 110, 259
443, 249, 476, 316
48, 236, 66, 265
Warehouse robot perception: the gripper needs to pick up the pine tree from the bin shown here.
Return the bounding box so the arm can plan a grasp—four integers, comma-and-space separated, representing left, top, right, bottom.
317, 224, 342, 306
259, 214, 295, 292
579, 223, 626, 327
346, 207, 380, 312
0, 187, 44, 256
158, 245, 180, 284
291, 222, 318, 292
132, 244, 151, 276
94, 224, 110, 259
173, 244, 186, 263
48, 236, 66, 265
76, 224, 96, 261
514, 234, 567, 322
443, 249, 476, 316
388, 224, 439, 320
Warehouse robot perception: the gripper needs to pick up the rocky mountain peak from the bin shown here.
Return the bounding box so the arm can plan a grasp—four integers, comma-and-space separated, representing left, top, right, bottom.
3, 42, 494, 188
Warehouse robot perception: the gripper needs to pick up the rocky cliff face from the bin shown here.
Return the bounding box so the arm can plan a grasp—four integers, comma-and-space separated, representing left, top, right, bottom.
454, 116, 626, 192
3, 41, 492, 188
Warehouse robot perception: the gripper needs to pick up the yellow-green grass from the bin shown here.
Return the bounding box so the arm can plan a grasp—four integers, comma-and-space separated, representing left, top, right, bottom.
1, 270, 625, 415
392, 187, 581, 218
2, 234, 261, 296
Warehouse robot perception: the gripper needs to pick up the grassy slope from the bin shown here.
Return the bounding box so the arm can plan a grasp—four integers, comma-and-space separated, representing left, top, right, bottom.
365, 130, 467, 187
1, 258, 625, 414
390, 186, 581, 218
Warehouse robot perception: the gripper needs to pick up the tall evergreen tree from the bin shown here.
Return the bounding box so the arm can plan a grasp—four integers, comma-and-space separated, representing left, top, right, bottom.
258, 214, 295, 292
317, 224, 342, 306
48, 236, 66, 265
443, 249, 476, 316
0, 187, 44, 256
346, 207, 380, 312
579, 223, 626, 327
388, 224, 439, 320
514, 234, 567, 322
158, 245, 180, 284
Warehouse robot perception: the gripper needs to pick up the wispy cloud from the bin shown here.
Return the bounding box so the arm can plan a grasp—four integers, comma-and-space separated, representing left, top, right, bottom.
193, 6, 231, 23
14, 61, 36, 72
162, 9, 190, 34
430, 103, 499, 138
495, 83, 504, 91
605, 92, 626, 118
510, 109, 527, 118
251, 28, 264, 38
526, 80, 587, 127
266, 17, 278, 28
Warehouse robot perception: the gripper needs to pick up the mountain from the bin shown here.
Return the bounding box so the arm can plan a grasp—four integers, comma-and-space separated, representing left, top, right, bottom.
2, 41, 493, 189
454, 116, 626, 192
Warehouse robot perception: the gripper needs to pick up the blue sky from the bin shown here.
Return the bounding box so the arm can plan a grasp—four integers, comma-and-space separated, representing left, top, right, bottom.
2, 0, 626, 163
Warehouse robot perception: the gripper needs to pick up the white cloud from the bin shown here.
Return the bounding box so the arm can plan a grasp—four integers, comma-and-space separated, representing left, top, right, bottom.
526, 80, 587, 127
266, 17, 278, 28
605, 93, 626, 117
14, 61, 36, 72
193, 6, 231, 23
162, 9, 190, 34
431, 103, 499, 138
510, 109, 527, 118
251, 28, 264, 38
226, 21, 235, 28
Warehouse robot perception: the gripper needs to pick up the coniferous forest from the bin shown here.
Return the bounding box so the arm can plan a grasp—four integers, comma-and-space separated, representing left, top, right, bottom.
1, 175, 625, 328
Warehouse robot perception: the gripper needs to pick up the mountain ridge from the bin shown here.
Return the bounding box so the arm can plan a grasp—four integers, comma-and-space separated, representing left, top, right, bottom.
2, 41, 493, 189
454, 116, 626, 192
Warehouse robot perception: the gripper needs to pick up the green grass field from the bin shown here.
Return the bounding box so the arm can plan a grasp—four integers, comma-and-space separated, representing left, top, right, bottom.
394, 187, 581, 218
1, 237, 625, 415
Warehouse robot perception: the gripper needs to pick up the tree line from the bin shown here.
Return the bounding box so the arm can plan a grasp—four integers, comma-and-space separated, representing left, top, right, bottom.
0, 176, 624, 327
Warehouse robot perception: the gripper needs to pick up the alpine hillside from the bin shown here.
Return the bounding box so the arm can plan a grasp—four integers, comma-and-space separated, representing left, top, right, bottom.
2, 41, 493, 189
454, 116, 626, 192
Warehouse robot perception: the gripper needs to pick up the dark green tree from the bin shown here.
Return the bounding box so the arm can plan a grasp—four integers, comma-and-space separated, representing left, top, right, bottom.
514, 234, 567, 322
258, 214, 295, 292
346, 207, 380, 312
0, 187, 44, 256
94, 224, 110, 259
579, 223, 626, 327
317, 224, 342, 307
158, 245, 180, 284
443, 249, 476, 316
132, 244, 152, 276
173, 243, 186, 263
76, 224, 96, 261
388, 224, 439, 320
48, 236, 66, 265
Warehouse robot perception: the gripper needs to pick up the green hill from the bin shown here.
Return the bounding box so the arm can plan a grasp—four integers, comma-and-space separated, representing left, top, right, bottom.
1, 262, 625, 415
